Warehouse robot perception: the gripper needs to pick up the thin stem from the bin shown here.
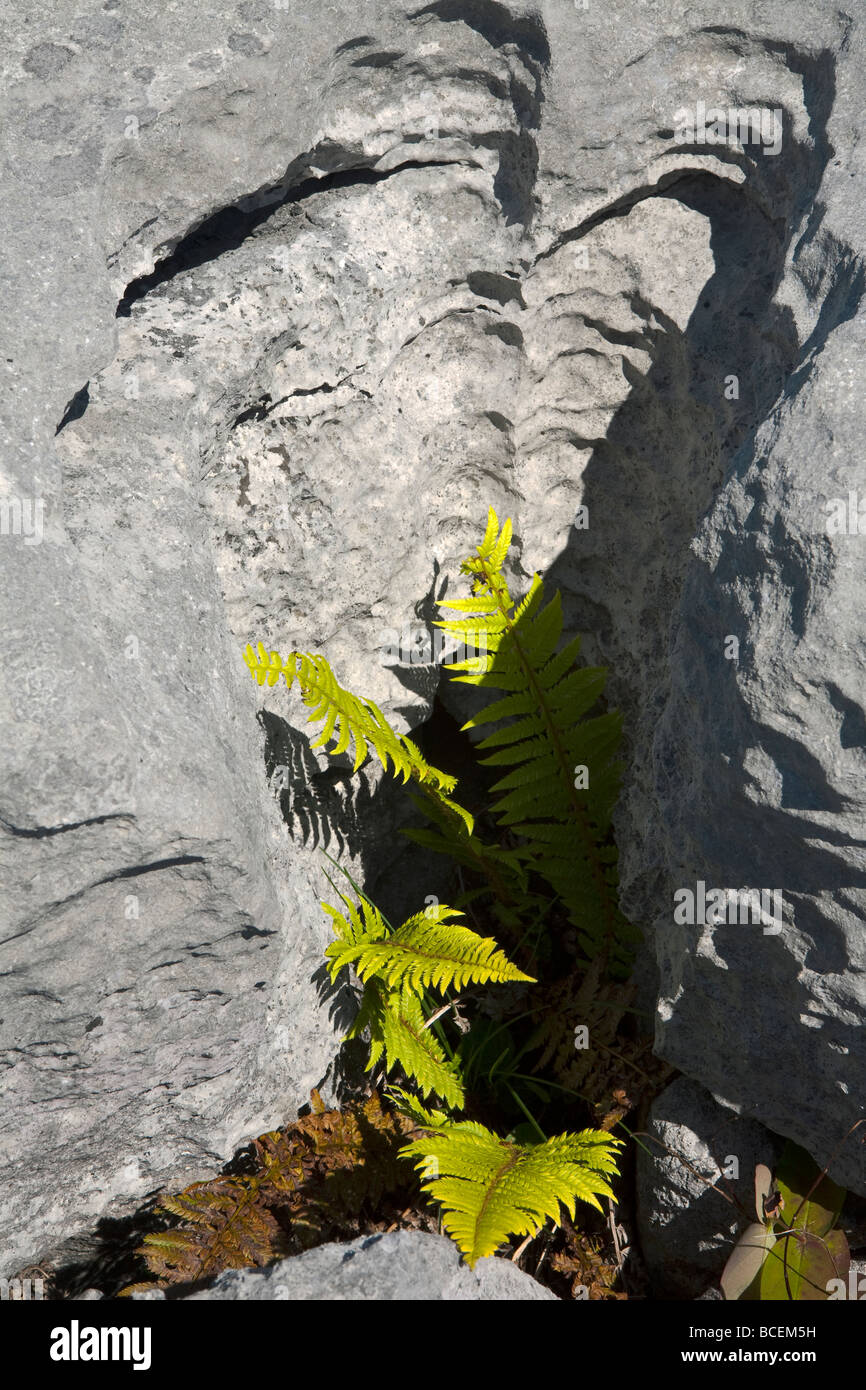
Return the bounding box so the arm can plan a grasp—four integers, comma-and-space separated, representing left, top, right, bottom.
506, 1084, 547, 1142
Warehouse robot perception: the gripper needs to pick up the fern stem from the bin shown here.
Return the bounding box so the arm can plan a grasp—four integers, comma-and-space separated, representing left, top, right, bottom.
506, 1084, 547, 1143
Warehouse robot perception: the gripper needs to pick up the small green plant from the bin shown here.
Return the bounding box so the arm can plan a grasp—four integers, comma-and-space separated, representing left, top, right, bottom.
322, 893, 534, 1111
315, 871, 621, 1263
721, 1140, 853, 1302
243, 509, 628, 1266
431, 509, 635, 971
402, 1115, 621, 1268
125, 507, 633, 1290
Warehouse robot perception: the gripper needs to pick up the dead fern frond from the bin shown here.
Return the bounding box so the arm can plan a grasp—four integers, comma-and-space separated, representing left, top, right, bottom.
548, 1220, 626, 1300
254, 1090, 417, 1227
121, 1091, 419, 1293
136, 1179, 284, 1286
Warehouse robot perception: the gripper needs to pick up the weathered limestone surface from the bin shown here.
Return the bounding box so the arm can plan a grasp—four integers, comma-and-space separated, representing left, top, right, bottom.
1, 0, 864, 1273
635, 1078, 785, 1299
134, 1230, 556, 1301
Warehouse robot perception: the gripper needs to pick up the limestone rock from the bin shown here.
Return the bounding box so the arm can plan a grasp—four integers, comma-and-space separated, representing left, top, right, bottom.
635, 1078, 784, 1299
2, 0, 865, 1278
140, 1231, 557, 1301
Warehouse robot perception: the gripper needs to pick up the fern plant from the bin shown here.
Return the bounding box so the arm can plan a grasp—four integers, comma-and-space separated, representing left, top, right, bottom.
124, 507, 636, 1290
324, 899, 532, 993
246, 512, 629, 1265
318, 879, 621, 1267
431, 509, 636, 971
402, 1121, 622, 1267
129, 507, 631, 1286
247, 510, 636, 972
122, 1091, 419, 1292
238, 510, 633, 1271
321, 892, 533, 1111
244, 642, 473, 834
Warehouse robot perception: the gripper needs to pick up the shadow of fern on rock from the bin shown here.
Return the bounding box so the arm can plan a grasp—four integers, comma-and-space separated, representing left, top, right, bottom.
258, 708, 381, 857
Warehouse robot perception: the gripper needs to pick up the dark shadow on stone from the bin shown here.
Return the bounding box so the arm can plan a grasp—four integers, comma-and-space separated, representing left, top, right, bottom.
43, 1195, 168, 1300
407, 0, 551, 73
116, 159, 473, 318
55, 381, 90, 434
311, 958, 362, 1037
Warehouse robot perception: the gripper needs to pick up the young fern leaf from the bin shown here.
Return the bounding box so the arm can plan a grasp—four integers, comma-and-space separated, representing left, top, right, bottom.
243, 642, 474, 836
436, 509, 636, 969
402, 1122, 622, 1267
357, 979, 466, 1109
321, 895, 390, 955
324, 899, 530, 1108
325, 904, 535, 993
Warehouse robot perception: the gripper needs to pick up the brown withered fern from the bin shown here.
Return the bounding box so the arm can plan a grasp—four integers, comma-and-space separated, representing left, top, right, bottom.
121, 1091, 420, 1294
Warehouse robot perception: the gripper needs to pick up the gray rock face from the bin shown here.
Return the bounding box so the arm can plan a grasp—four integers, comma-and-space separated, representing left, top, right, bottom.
653, 307, 866, 1192
635, 1078, 784, 1299
1, 0, 864, 1276
142, 1231, 556, 1301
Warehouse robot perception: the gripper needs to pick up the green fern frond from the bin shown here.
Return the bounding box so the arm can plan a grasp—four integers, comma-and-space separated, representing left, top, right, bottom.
435, 508, 636, 968
402, 1122, 622, 1266
324, 895, 531, 1106
321, 896, 389, 958
386, 1086, 453, 1130
243, 641, 475, 836
357, 980, 466, 1109
325, 903, 535, 993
